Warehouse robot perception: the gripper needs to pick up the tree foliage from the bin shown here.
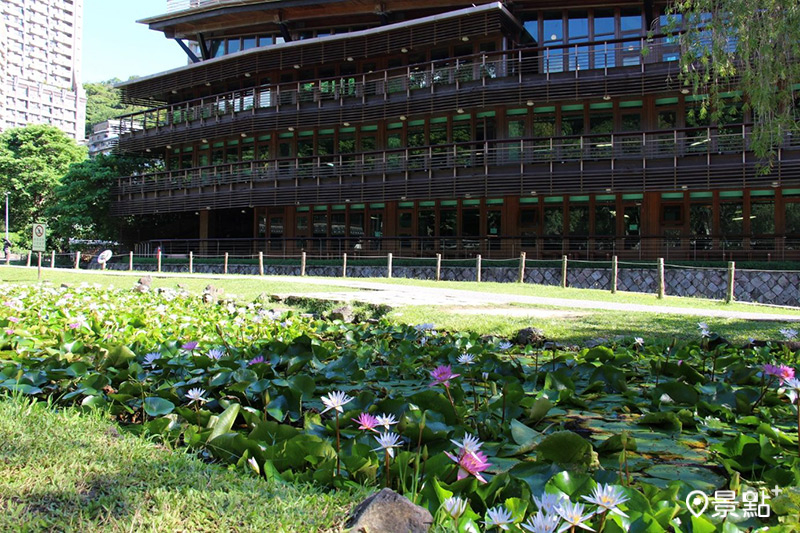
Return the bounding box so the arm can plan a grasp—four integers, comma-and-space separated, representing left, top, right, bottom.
0, 125, 87, 245
46, 155, 152, 249
84, 79, 145, 137
671, 0, 800, 160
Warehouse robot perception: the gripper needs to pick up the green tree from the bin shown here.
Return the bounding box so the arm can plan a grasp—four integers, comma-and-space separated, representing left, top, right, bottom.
46, 154, 152, 249
670, 0, 800, 160
0, 125, 87, 246
84, 79, 145, 137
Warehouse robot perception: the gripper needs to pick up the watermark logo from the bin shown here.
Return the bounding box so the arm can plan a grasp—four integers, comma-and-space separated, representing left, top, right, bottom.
686, 490, 709, 518
685, 486, 782, 519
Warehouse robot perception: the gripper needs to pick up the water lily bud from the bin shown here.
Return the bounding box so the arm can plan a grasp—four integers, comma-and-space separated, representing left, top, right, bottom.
422, 445, 429, 461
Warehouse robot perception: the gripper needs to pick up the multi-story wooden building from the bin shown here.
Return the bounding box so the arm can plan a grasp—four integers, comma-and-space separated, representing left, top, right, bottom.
113, 0, 800, 260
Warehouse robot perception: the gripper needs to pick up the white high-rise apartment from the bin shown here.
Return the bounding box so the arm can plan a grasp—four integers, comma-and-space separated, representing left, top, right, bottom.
0, 0, 86, 142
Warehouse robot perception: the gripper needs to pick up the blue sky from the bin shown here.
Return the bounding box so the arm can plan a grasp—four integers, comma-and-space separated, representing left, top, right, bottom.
82, 0, 188, 83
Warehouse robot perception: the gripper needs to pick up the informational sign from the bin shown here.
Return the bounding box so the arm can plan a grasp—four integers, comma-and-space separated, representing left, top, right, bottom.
32, 222, 46, 252
97, 250, 113, 264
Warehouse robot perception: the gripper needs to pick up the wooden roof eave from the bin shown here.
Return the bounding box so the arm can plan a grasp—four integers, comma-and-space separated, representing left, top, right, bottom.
118, 2, 521, 104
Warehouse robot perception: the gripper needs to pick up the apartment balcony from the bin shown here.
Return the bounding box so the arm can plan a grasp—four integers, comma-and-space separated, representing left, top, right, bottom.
111, 125, 800, 216
116, 35, 691, 153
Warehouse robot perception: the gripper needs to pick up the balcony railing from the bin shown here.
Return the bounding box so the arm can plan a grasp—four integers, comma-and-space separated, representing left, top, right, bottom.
116, 33, 685, 139
166, 0, 232, 13
113, 124, 797, 196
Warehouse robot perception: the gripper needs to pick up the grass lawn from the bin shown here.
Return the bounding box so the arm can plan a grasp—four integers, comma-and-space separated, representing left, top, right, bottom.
388, 304, 789, 345
0, 396, 367, 532
0, 266, 356, 300
3, 265, 798, 345
362, 277, 800, 316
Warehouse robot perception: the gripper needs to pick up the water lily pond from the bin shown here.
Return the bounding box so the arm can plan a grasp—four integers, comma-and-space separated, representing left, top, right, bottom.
1, 281, 799, 532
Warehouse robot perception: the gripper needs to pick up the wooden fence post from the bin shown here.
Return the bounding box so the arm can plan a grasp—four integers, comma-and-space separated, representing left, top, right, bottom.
26, 251, 31, 267
189, 251, 193, 274
342, 253, 347, 278
74, 251, 80, 270
657, 258, 665, 299
157, 249, 162, 273
476, 255, 482, 283
387, 253, 393, 278
725, 261, 736, 303
223, 252, 228, 275
561, 255, 568, 288
259, 252, 264, 276
301, 252, 306, 277
611, 255, 618, 294
436, 253, 442, 281
128, 251, 133, 271
50, 250, 55, 269
518, 252, 526, 283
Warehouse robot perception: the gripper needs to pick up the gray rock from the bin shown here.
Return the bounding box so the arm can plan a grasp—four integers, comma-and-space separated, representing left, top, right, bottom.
345, 488, 432, 533
515, 327, 546, 346
203, 284, 223, 303
330, 305, 355, 322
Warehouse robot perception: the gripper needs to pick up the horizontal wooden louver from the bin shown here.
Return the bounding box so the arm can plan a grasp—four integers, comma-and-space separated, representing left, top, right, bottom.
120, 9, 505, 104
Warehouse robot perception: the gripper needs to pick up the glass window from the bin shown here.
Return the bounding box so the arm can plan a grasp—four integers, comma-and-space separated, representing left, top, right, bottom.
569, 204, 589, 250
543, 13, 564, 73
227, 39, 240, 54
593, 9, 615, 68
786, 202, 800, 234
595, 204, 616, 235
751, 200, 774, 249
544, 204, 563, 251
349, 212, 365, 237
331, 213, 346, 236
462, 209, 480, 237
567, 11, 589, 71
243, 37, 257, 50
751, 201, 775, 234
720, 202, 743, 249
520, 206, 538, 247
620, 8, 643, 66
624, 205, 640, 249
690, 203, 712, 250
662, 205, 683, 224
418, 209, 436, 251
313, 214, 328, 237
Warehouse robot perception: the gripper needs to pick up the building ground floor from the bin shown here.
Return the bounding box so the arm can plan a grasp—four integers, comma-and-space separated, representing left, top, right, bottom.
134, 187, 800, 262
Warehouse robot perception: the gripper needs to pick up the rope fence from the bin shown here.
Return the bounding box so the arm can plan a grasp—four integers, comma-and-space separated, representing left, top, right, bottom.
5, 249, 800, 305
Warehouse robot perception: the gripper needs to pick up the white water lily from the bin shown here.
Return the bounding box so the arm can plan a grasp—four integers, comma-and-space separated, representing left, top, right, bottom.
484, 505, 514, 530
450, 433, 483, 455
581, 483, 629, 517
320, 390, 353, 414
372, 432, 402, 458
186, 387, 207, 404
442, 496, 468, 520
521, 511, 561, 533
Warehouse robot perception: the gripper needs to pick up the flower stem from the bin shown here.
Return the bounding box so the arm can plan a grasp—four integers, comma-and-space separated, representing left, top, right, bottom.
445, 385, 458, 422
384, 449, 391, 488
335, 412, 341, 477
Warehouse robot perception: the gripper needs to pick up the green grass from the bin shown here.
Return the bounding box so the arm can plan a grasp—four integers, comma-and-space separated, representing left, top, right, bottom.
0, 267, 355, 300
363, 277, 800, 315
0, 396, 367, 532
389, 304, 794, 345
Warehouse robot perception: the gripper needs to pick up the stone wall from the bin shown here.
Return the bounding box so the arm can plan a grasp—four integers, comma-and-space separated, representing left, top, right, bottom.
99, 262, 799, 306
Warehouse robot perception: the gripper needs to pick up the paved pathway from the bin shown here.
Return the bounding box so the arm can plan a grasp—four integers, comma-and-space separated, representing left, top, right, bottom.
264, 276, 800, 322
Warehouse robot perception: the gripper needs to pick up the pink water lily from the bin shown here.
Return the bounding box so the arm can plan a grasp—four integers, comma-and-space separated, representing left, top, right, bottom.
430, 365, 460, 388
445, 449, 491, 483
764, 364, 795, 384
352, 412, 380, 432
